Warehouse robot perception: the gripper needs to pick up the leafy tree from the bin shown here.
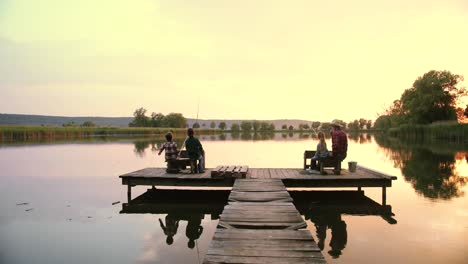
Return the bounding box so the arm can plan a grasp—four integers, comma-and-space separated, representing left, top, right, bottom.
359, 118, 367, 129
348, 120, 359, 130
231, 123, 240, 132
193, 122, 200, 128
164, 113, 187, 128
129, 107, 150, 127
81, 121, 96, 127
210, 121, 216, 129
259, 122, 270, 131
151, 112, 165, 127
288, 125, 294, 131
252, 120, 261, 132
269, 123, 275, 131
311, 121, 321, 129
302, 124, 310, 130
281, 124, 288, 130
320, 122, 331, 131
374, 115, 392, 130
240, 121, 253, 132
366, 120, 372, 130
63, 121, 78, 127
400, 70, 466, 124
218, 122, 227, 130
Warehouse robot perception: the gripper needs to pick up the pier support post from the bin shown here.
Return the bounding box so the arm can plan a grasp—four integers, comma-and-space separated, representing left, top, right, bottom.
382, 186, 386, 206
127, 185, 132, 203
358, 186, 362, 192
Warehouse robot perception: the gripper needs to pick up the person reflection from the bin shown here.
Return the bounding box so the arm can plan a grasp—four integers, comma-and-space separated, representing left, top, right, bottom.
186, 214, 204, 249
159, 214, 179, 245
309, 213, 347, 258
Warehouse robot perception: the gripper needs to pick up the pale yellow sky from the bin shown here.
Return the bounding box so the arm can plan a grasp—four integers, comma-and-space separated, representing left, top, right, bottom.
1, 0, 467, 122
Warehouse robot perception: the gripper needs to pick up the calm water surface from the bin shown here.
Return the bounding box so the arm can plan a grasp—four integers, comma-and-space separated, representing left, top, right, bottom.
1, 134, 467, 264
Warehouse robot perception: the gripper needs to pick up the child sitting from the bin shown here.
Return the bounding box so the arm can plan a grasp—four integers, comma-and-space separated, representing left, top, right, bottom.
310, 131, 330, 172
158, 132, 179, 173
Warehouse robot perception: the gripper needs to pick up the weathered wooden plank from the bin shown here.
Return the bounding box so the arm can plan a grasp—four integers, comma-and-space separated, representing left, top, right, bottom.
213, 229, 314, 240
203, 255, 327, 264
221, 221, 301, 228
207, 249, 320, 258
208, 240, 320, 251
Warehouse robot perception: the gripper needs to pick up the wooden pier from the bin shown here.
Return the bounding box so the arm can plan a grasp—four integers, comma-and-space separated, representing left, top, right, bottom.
120, 165, 396, 205
119, 165, 396, 263
204, 179, 326, 264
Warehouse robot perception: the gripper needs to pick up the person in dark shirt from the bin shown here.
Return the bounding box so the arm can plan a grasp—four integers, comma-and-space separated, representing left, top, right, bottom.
185, 128, 204, 173
330, 119, 348, 175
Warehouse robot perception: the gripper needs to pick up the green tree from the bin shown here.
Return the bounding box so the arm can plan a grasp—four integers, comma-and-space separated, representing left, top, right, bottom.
302, 124, 310, 130
151, 112, 165, 127
281, 124, 288, 130
252, 120, 261, 132
163, 113, 187, 128
63, 121, 78, 127
320, 122, 332, 131
269, 123, 275, 131
231, 123, 240, 132
366, 120, 372, 130
288, 125, 294, 131
129, 107, 151, 127
193, 122, 200, 128
311, 121, 321, 129
348, 120, 359, 130
359, 118, 367, 130
218, 122, 227, 130
210, 121, 216, 129
374, 115, 392, 130
81, 121, 96, 127
259, 122, 270, 131
240, 121, 253, 132
400, 70, 466, 124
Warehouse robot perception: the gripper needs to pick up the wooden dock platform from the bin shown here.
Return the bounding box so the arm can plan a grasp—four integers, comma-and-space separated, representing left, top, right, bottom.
120, 165, 396, 205
204, 179, 326, 263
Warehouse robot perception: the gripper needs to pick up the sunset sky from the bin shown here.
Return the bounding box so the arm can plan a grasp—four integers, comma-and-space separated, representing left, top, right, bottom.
1, 0, 467, 122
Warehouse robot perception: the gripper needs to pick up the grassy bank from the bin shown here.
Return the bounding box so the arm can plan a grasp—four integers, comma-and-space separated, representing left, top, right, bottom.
0, 126, 220, 141
388, 122, 468, 143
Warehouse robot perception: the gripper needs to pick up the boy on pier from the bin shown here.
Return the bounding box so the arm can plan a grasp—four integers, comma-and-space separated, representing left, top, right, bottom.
185, 128, 205, 173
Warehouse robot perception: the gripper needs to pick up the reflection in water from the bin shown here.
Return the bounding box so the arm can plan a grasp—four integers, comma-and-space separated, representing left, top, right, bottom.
375, 134, 468, 200
159, 215, 179, 245
310, 213, 347, 258
348, 132, 372, 144
291, 190, 396, 259
121, 189, 228, 250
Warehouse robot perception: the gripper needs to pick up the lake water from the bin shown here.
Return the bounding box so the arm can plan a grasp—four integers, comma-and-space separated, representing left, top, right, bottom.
1, 133, 467, 264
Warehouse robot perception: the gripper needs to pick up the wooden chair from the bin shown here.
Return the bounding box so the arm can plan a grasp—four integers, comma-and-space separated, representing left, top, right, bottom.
166, 150, 191, 173
303, 150, 338, 174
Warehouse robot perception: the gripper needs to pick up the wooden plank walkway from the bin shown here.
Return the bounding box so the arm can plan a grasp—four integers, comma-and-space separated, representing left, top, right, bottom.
204, 179, 326, 263
120, 165, 397, 204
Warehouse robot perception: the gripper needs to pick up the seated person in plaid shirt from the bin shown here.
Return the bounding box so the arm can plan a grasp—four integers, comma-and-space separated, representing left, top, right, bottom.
158, 132, 179, 172
330, 120, 348, 175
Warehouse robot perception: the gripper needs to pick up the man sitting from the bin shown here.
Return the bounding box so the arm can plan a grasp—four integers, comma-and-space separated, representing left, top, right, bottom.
185, 128, 205, 173
330, 119, 348, 175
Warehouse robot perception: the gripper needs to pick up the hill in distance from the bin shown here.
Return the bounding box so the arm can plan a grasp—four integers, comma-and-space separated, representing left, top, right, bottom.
0, 113, 320, 129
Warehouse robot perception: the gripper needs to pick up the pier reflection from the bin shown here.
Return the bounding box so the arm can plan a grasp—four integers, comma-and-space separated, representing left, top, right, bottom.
121, 189, 229, 249
290, 190, 397, 259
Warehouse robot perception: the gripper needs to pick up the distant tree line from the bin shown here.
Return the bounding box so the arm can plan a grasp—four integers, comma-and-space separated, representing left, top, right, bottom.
63, 121, 96, 127
226, 121, 275, 132
277, 119, 372, 131
129, 107, 187, 128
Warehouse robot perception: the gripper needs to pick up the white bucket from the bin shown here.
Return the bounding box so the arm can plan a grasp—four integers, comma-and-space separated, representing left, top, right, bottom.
348, 161, 357, 172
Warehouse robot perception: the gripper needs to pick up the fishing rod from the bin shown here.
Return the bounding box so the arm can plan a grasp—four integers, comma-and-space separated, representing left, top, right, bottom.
177, 98, 200, 157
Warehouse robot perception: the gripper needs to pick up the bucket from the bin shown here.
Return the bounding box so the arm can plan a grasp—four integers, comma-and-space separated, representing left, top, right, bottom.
348, 161, 357, 172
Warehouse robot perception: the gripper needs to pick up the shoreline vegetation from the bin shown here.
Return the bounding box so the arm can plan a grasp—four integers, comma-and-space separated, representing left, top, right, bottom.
1, 123, 467, 143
